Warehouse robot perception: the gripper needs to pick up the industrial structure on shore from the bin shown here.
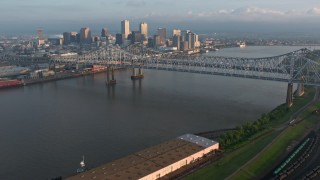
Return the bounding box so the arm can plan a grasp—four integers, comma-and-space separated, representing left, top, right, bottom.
67, 134, 219, 180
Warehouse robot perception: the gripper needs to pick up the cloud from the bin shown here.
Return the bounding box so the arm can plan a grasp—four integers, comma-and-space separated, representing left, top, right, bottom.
307, 7, 320, 15
126, 0, 146, 7
231, 7, 284, 16
189, 6, 320, 22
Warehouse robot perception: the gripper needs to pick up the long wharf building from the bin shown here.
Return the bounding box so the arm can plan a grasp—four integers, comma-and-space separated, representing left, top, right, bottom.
67, 134, 219, 180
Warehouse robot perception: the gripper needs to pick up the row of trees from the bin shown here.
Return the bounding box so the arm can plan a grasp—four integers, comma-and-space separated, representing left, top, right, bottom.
219, 104, 289, 149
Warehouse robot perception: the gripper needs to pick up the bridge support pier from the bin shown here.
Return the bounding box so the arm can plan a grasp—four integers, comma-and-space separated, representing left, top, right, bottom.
296, 83, 304, 97
286, 83, 293, 107
131, 68, 144, 80
106, 67, 116, 86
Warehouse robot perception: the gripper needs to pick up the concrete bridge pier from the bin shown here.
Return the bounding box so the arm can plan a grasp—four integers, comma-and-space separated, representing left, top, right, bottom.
106, 67, 116, 86
286, 83, 293, 107
296, 83, 304, 97
131, 67, 144, 80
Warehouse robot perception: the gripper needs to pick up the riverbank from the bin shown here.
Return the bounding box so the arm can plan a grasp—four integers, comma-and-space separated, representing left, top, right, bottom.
0, 67, 127, 88
185, 86, 318, 180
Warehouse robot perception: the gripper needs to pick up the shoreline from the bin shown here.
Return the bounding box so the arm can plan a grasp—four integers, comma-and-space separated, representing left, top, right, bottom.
0, 67, 126, 89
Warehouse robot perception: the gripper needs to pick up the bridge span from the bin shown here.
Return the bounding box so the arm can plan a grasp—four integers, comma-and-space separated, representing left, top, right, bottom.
1, 45, 320, 106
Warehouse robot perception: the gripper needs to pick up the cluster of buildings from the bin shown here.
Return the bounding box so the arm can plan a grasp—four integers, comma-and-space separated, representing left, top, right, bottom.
115, 20, 200, 53
35, 20, 201, 54
37, 27, 114, 47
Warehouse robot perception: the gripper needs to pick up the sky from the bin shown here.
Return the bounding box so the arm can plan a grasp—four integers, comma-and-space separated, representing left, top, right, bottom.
1, 0, 320, 34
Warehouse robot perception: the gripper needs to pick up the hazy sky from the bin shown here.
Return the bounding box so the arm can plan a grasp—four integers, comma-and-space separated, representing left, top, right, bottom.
1, 0, 320, 34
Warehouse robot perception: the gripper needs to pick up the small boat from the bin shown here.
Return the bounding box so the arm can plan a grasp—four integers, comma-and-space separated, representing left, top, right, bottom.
239, 42, 246, 48
76, 155, 86, 173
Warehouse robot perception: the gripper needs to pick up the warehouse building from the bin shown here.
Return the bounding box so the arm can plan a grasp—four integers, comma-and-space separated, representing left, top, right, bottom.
67, 134, 219, 180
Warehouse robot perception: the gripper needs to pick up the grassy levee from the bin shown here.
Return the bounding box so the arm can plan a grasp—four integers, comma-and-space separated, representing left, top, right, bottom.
268, 86, 315, 127
185, 86, 316, 180
231, 114, 318, 179
185, 131, 280, 180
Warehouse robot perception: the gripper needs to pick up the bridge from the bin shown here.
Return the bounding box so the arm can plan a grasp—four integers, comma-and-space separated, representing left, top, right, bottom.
1, 45, 320, 106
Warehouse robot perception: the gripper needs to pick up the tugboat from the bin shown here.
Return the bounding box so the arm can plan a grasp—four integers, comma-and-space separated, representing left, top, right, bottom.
76, 155, 86, 173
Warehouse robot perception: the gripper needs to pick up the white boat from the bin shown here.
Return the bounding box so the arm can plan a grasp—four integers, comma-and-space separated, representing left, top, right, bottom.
76, 155, 86, 173
239, 42, 246, 48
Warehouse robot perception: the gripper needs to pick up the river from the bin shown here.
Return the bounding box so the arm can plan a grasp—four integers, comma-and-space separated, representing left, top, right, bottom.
0, 46, 318, 179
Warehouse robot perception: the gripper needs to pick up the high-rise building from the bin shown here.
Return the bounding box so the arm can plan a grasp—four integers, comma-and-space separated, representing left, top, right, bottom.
172, 35, 180, 50
70, 32, 78, 43
172, 29, 181, 37
80, 27, 92, 44
37, 28, 45, 46
131, 31, 142, 43
115, 34, 125, 45
63, 32, 71, 45
180, 30, 190, 41
181, 41, 189, 51
186, 32, 192, 49
153, 35, 161, 48
148, 37, 154, 48
76, 33, 81, 43
157, 28, 166, 45
101, 28, 108, 37
191, 33, 200, 48
139, 22, 148, 40
121, 20, 130, 39
48, 35, 63, 46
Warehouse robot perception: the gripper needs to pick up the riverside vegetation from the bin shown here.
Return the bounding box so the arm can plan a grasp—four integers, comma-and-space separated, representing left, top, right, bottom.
186, 86, 317, 180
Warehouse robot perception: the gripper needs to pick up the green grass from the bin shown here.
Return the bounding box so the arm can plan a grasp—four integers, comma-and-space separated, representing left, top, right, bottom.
231, 111, 318, 179
185, 131, 280, 180
269, 87, 315, 127
185, 86, 317, 180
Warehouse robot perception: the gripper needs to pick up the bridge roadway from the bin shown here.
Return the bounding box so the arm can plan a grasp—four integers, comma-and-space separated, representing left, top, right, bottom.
46, 47, 320, 86
1, 45, 320, 106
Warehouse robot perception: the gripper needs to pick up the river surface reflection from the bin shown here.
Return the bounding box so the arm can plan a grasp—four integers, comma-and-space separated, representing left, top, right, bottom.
0, 46, 317, 179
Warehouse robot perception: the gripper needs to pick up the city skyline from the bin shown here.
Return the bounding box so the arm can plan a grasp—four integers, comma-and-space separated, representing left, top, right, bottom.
1, 0, 320, 34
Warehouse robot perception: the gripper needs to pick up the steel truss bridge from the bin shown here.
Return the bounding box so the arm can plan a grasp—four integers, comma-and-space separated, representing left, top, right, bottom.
1, 45, 320, 86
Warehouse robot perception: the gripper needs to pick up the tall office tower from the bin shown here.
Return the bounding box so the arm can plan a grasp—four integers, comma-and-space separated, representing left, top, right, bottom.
181, 41, 189, 51
139, 22, 148, 40
172, 35, 180, 50
131, 31, 142, 43
63, 32, 71, 45
180, 30, 190, 41
70, 32, 78, 43
172, 29, 181, 37
121, 20, 130, 39
37, 28, 45, 45
115, 34, 125, 45
80, 27, 92, 44
101, 28, 108, 37
76, 33, 81, 43
157, 28, 166, 45
148, 37, 154, 48
186, 32, 193, 49
153, 35, 161, 48
191, 33, 200, 48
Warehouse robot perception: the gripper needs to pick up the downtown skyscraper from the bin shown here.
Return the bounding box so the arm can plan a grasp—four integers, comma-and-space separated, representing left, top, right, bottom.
80, 27, 92, 44
121, 20, 130, 39
139, 22, 148, 40
157, 28, 166, 45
